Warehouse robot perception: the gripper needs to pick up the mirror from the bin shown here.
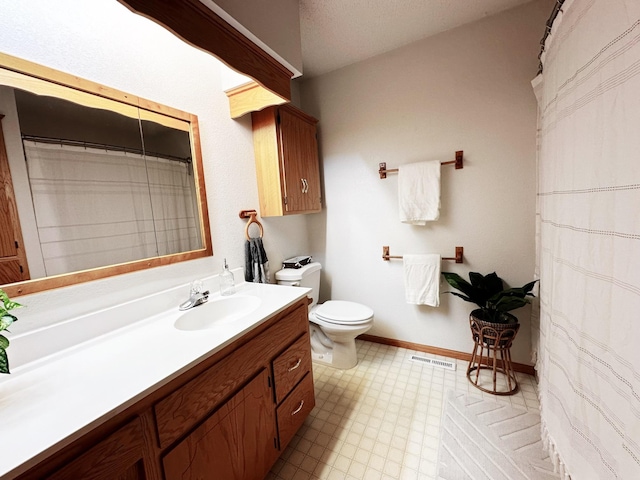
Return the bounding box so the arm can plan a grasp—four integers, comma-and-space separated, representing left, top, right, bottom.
0, 53, 212, 296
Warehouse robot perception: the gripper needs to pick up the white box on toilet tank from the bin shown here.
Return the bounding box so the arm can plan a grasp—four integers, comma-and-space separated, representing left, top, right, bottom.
275, 262, 321, 308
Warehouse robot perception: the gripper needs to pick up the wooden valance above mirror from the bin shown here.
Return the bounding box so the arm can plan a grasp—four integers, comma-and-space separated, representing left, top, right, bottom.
118, 0, 293, 115
0, 52, 212, 297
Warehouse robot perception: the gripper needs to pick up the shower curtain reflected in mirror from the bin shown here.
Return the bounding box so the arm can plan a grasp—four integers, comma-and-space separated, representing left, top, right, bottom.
24, 140, 201, 276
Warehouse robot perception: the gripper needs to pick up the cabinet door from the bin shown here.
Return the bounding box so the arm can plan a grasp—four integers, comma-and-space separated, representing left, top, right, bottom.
0, 116, 29, 283
278, 107, 321, 214
47, 417, 156, 480
163, 369, 278, 480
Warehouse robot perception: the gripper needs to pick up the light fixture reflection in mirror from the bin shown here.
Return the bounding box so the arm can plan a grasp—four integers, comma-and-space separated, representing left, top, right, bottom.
0, 53, 212, 296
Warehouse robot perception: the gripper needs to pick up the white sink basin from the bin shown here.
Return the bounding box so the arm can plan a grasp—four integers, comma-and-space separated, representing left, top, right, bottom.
174, 295, 262, 331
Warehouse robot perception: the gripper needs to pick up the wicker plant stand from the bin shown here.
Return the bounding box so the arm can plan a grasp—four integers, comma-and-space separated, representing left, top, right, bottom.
467, 311, 520, 395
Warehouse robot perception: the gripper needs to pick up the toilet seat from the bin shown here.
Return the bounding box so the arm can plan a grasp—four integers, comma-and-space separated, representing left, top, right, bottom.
313, 301, 374, 325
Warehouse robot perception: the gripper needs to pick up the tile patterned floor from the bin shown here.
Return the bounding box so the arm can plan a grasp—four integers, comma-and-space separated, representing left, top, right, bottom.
267, 339, 540, 480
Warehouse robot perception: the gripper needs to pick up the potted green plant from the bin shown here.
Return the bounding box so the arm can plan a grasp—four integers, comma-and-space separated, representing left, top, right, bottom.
442, 272, 536, 395
0, 289, 23, 374
441, 271, 537, 325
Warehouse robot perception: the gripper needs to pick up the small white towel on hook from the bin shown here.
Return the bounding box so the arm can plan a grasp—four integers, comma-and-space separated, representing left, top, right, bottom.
403, 254, 441, 306
398, 160, 441, 224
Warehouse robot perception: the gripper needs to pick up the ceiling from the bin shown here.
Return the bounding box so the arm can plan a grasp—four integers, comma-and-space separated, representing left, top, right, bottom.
299, 0, 534, 78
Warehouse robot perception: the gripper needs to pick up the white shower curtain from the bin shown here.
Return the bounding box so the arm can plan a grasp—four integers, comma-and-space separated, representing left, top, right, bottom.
533, 1, 640, 478
24, 141, 201, 276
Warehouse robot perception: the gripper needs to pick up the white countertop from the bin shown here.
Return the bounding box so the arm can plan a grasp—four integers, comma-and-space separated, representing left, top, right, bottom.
0, 281, 309, 479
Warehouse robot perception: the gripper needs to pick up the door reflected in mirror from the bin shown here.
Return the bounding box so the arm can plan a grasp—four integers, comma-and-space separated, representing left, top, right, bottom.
0, 53, 212, 295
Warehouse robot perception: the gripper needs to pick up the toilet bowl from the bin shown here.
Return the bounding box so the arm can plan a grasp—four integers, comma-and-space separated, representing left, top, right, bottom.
275, 263, 374, 369
309, 301, 373, 369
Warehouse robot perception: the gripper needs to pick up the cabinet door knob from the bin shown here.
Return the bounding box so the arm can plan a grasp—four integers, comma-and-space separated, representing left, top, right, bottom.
291, 400, 305, 416
300, 178, 305, 192
287, 358, 302, 372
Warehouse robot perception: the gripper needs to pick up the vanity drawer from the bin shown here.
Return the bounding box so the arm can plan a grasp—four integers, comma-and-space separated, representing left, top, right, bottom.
273, 332, 312, 404
276, 372, 315, 450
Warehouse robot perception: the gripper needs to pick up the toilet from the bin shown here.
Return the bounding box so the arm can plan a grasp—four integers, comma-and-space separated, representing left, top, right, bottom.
275, 262, 373, 369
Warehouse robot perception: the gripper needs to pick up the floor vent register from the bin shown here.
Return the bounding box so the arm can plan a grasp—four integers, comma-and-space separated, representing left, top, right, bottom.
409, 355, 456, 371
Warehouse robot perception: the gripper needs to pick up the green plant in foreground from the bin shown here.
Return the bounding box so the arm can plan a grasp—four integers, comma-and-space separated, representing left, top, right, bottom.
442, 271, 537, 324
0, 289, 22, 374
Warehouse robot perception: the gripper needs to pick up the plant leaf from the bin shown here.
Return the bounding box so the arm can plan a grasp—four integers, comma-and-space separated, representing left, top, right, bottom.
0, 347, 9, 374
493, 296, 529, 312
468, 272, 484, 288
0, 314, 17, 331
442, 273, 473, 295
521, 280, 538, 295
467, 272, 504, 306
448, 292, 473, 303
482, 272, 504, 296
442, 272, 489, 308
0, 289, 22, 311
0, 334, 9, 349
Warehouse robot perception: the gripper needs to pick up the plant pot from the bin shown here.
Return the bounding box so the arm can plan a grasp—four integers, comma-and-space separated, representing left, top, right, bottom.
469, 309, 519, 348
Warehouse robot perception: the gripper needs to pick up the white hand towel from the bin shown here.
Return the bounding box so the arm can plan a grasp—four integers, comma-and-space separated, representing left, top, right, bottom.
403, 254, 441, 306
398, 160, 441, 224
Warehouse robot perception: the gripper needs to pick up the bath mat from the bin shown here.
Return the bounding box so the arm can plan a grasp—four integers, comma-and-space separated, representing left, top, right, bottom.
437, 391, 559, 480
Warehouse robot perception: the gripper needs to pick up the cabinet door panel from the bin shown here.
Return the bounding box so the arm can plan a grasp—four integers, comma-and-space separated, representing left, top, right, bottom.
47, 417, 154, 480
0, 258, 23, 284
0, 116, 29, 282
278, 108, 321, 214
163, 369, 278, 480
301, 136, 321, 213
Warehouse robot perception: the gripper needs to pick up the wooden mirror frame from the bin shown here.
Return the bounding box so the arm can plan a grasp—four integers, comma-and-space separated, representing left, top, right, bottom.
0, 52, 212, 297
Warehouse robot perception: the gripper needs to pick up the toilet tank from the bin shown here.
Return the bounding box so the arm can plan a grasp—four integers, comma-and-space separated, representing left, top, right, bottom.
275, 262, 322, 308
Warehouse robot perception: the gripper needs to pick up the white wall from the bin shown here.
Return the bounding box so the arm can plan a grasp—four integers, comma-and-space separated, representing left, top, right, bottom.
300, 0, 552, 364
0, 0, 310, 334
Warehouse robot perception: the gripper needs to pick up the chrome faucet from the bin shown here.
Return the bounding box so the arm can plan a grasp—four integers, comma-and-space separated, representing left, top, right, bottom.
179, 280, 210, 311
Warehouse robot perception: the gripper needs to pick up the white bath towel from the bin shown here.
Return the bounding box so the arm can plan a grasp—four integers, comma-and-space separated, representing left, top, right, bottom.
398, 160, 441, 224
403, 254, 441, 306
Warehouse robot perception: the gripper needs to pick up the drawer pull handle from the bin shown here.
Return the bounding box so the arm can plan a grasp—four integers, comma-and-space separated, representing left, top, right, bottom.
291, 400, 305, 416
288, 358, 302, 372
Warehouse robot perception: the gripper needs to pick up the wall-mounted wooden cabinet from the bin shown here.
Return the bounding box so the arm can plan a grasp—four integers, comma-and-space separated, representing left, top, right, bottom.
252, 104, 321, 217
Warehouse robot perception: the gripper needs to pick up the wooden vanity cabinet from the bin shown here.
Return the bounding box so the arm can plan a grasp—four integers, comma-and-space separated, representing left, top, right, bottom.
15, 298, 314, 480
251, 104, 322, 217
159, 304, 314, 479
